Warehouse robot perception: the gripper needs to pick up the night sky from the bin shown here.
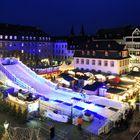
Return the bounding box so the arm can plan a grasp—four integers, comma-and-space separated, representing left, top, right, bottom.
0, 0, 140, 35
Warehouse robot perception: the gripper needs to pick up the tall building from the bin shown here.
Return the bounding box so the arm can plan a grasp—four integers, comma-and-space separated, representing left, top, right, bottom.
0, 24, 53, 66
51, 36, 74, 65
72, 40, 130, 75
95, 26, 140, 71
124, 28, 140, 70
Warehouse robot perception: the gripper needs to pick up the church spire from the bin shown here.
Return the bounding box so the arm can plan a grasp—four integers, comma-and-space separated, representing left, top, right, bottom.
70, 25, 75, 37
80, 24, 85, 36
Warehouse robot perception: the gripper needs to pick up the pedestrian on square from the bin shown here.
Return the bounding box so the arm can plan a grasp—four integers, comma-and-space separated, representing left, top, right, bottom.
77, 116, 83, 130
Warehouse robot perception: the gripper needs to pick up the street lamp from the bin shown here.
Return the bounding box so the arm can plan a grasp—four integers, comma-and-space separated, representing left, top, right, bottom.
4, 120, 9, 131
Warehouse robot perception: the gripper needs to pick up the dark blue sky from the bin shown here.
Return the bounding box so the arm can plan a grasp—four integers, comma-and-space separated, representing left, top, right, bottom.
0, 0, 140, 35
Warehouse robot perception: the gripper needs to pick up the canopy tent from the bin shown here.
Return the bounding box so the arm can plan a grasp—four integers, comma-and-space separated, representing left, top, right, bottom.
59, 62, 74, 72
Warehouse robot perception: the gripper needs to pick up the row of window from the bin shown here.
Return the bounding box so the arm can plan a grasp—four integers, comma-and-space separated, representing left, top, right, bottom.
55, 44, 67, 48
0, 42, 49, 48
81, 50, 128, 58
128, 44, 140, 49
120, 59, 129, 67
0, 35, 17, 40
76, 58, 115, 67
0, 35, 50, 41
130, 51, 140, 56
55, 50, 74, 54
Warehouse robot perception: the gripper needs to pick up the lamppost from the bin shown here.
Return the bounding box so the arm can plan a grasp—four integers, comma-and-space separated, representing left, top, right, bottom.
4, 120, 9, 131
2, 121, 9, 140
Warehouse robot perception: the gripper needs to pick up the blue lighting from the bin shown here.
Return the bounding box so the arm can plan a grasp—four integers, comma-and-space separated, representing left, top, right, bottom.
54, 100, 63, 103
73, 105, 84, 111
63, 102, 72, 106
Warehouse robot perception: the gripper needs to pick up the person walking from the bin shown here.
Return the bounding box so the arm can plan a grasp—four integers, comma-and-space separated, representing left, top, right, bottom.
77, 116, 83, 130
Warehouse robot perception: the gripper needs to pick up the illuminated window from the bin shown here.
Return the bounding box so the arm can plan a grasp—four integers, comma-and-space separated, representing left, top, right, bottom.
0, 35, 3, 39
82, 50, 84, 55
26, 36, 28, 40
76, 58, 79, 64
104, 61, 108, 66
9, 43, 12, 47
86, 59, 89, 64
98, 60, 101, 66
92, 51, 95, 56
21, 50, 24, 53
105, 51, 108, 56
33, 37, 36, 40
87, 51, 90, 55
110, 61, 114, 67
46, 37, 48, 40
5, 35, 8, 39
14, 36, 17, 40
21, 43, 24, 47
30, 36, 32, 40
22, 36, 24, 40
9, 36, 12, 40
81, 59, 84, 64
92, 60, 95, 65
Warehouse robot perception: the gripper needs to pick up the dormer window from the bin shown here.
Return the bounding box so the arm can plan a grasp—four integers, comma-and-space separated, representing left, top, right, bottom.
96, 44, 99, 48
82, 50, 84, 55
105, 51, 108, 56
92, 51, 95, 56
87, 50, 90, 55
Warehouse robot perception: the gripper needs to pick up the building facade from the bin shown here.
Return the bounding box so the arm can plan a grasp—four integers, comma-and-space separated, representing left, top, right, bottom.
53, 40, 74, 64
95, 26, 140, 71
0, 24, 53, 66
73, 41, 130, 75
124, 28, 140, 70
